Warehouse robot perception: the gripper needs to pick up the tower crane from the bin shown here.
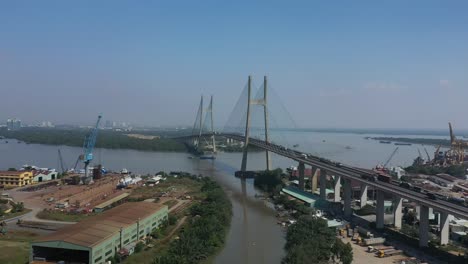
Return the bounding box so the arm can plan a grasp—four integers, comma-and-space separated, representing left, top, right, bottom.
81, 115, 102, 183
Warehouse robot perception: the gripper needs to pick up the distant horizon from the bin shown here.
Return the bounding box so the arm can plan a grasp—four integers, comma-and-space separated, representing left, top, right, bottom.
2, 2, 468, 129
3, 123, 466, 137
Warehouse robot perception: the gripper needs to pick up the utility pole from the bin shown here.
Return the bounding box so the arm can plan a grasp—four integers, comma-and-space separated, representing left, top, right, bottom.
241, 76, 252, 173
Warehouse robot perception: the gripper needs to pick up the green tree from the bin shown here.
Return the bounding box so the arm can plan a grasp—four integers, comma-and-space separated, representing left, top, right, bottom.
135, 242, 145, 253
283, 216, 353, 264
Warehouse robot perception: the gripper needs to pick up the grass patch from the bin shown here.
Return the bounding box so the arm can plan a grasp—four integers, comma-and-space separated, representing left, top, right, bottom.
354, 204, 375, 216
36, 210, 93, 222
0, 240, 29, 264
0, 209, 32, 221
0, 229, 39, 242
163, 200, 178, 209
0, 229, 39, 263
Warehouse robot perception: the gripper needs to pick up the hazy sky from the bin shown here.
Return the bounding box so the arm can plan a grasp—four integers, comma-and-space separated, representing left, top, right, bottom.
1, 1, 467, 129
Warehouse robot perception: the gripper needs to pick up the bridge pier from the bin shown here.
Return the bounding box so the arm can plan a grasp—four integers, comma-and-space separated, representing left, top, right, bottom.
298, 162, 305, 190
440, 212, 450, 246
359, 183, 368, 208
393, 197, 403, 229
333, 175, 341, 202
310, 167, 318, 193
376, 190, 385, 229
419, 205, 430, 247
320, 169, 327, 199
343, 179, 352, 218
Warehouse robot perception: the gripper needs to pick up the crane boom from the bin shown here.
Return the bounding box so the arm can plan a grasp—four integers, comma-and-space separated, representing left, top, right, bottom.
384, 147, 399, 168
58, 149, 66, 174
423, 147, 431, 162
82, 115, 102, 181
83, 115, 102, 163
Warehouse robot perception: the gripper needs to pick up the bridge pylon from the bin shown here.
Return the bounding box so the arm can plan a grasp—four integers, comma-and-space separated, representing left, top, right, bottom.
241, 75, 272, 174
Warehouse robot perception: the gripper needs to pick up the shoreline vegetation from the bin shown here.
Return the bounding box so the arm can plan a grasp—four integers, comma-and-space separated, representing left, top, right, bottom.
0, 128, 187, 152
370, 136, 451, 147
148, 176, 232, 264
253, 169, 353, 264
0, 127, 262, 153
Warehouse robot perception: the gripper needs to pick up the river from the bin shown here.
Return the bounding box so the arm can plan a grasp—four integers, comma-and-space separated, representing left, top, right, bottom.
0, 131, 447, 263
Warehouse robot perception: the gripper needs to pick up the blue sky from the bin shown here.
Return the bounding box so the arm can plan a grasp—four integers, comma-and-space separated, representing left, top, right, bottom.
1, 1, 467, 129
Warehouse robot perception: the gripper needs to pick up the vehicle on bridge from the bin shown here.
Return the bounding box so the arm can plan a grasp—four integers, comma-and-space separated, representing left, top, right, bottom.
361, 174, 377, 182
426, 192, 437, 200
399, 182, 412, 189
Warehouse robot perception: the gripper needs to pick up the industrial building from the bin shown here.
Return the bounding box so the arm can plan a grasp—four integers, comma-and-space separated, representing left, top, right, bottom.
30, 202, 168, 264
32, 169, 58, 183
0, 170, 33, 187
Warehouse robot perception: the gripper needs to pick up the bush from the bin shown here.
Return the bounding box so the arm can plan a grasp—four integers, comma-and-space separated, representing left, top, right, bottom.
254, 168, 283, 194
283, 216, 353, 264
152, 177, 232, 263
135, 242, 145, 253
168, 215, 177, 225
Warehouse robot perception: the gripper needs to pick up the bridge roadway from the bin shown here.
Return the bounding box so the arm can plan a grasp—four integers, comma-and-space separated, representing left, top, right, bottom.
205, 133, 468, 220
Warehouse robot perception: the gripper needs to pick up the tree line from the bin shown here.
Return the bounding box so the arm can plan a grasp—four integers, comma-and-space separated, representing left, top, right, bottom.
152, 177, 232, 264
0, 128, 186, 152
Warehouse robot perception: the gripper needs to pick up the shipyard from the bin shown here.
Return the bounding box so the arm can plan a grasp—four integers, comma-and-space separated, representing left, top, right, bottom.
2, 2, 468, 264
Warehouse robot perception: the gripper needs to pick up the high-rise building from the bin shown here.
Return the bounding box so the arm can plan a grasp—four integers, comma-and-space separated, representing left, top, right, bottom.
6, 118, 21, 130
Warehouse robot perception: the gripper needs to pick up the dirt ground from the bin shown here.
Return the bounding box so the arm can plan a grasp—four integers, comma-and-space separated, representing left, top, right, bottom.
340, 236, 415, 264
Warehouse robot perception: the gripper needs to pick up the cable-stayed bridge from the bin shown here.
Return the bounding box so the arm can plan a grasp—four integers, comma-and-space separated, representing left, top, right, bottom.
176, 76, 468, 247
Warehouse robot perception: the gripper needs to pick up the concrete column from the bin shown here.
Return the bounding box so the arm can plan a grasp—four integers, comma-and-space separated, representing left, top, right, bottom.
298, 162, 305, 190
419, 205, 430, 247
440, 212, 450, 245
320, 169, 327, 199
311, 167, 318, 193
393, 197, 403, 229
359, 183, 368, 208
376, 190, 385, 229
343, 179, 352, 218
241, 76, 252, 173
333, 175, 341, 202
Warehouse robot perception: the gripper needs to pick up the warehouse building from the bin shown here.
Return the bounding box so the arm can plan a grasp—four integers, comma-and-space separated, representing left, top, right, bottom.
30, 202, 168, 264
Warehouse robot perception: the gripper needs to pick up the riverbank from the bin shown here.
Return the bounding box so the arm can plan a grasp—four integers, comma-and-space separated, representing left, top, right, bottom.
123, 176, 232, 264
370, 136, 451, 147
0, 127, 187, 152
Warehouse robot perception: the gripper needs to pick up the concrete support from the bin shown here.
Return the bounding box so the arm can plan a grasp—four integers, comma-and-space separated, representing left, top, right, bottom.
393, 197, 403, 229
359, 183, 368, 208
440, 212, 450, 246
419, 205, 430, 247
209, 95, 216, 153
320, 169, 327, 199
298, 162, 305, 190
333, 175, 341, 202
311, 167, 318, 193
240, 76, 252, 173
263, 76, 271, 170
376, 190, 385, 229
343, 179, 352, 218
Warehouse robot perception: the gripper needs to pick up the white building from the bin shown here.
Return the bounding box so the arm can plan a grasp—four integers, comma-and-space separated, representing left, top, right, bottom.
33, 170, 58, 183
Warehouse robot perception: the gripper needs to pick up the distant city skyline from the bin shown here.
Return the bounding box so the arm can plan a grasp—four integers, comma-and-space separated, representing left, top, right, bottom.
1, 1, 467, 129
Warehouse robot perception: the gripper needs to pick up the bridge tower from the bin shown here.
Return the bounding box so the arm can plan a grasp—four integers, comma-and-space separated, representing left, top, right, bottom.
241, 76, 272, 173
207, 95, 216, 153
